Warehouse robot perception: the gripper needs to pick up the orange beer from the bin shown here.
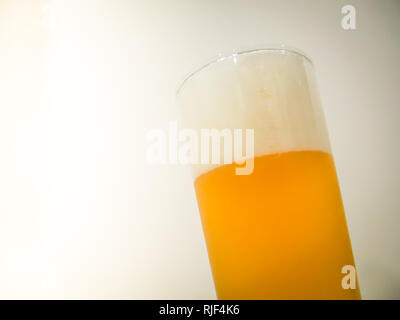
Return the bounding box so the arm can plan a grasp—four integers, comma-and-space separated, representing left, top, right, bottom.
178, 47, 360, 299
195, 151, 360, 299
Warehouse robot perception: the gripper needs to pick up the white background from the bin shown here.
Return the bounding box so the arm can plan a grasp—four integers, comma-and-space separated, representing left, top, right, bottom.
0, 0, 399, 299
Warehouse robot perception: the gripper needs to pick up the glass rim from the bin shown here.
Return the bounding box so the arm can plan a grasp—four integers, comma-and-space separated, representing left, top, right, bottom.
176, 45, 313, 97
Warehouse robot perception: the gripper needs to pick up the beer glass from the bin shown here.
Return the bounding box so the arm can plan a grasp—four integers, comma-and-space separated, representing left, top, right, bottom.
177, 47, 360, 299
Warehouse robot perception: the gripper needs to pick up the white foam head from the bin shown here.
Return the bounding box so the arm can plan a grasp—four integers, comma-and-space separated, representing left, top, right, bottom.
177, 48, 331, 179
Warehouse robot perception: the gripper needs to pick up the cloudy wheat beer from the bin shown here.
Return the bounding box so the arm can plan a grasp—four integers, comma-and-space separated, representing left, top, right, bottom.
177, 48, 360, 299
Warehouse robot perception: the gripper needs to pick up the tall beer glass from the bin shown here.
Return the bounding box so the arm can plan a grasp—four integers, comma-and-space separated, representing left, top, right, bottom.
177, 47, 360, 300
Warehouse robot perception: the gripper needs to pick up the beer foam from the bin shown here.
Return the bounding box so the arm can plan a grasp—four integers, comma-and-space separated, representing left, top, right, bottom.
177, 49, 331, 179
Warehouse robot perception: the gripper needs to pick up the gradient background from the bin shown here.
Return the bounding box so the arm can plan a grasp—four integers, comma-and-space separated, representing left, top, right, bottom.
0, 0, 399, 299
